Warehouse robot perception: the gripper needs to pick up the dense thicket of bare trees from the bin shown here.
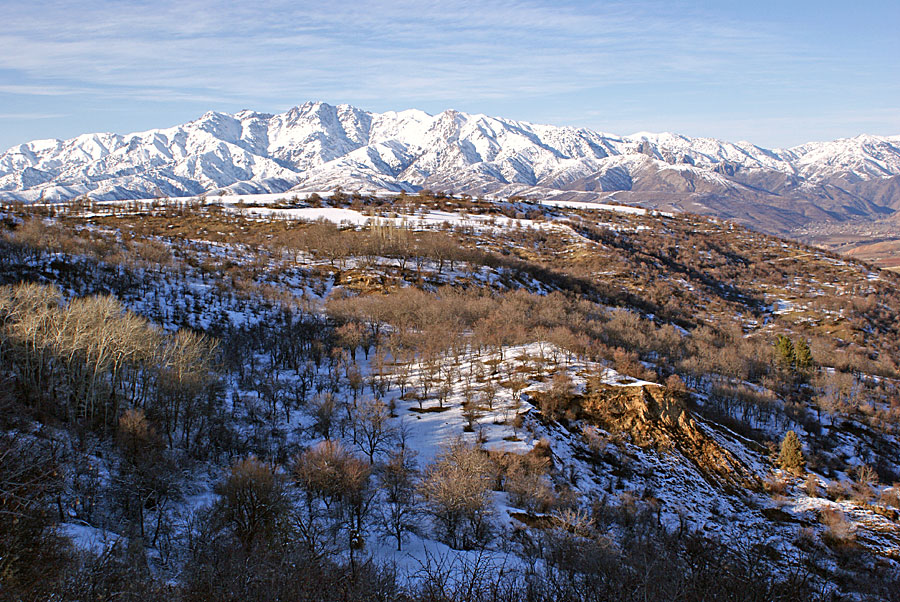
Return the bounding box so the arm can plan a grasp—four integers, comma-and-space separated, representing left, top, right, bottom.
0, 283, 216, 439
0, 431, 69, 599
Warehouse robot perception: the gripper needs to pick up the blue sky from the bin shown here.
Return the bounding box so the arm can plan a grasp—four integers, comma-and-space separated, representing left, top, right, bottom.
1, 0, 897, 151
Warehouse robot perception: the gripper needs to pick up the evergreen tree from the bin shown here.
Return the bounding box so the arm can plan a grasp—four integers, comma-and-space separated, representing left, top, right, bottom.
778, 430, 805, 474
794, 339, 813, 371
774, 335, 796, 370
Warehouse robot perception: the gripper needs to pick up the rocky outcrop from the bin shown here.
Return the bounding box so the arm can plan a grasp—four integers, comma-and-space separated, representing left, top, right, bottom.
582, 384, 759, 493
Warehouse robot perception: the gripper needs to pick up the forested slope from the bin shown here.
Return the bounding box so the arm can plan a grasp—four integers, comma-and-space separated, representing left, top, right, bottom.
1, 191, 899, 600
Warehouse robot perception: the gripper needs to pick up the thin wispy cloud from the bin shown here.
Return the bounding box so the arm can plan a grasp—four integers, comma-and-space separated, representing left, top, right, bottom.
0, 112, 66, 120
0, 0, 896, 149
0, 1, 797, 97
0, 83, 92, 96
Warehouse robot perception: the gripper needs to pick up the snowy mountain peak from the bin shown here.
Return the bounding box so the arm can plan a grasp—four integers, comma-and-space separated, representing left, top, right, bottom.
2, 102, 900, 232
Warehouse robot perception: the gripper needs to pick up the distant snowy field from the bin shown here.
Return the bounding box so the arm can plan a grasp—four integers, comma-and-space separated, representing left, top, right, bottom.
82, 191, 657, 224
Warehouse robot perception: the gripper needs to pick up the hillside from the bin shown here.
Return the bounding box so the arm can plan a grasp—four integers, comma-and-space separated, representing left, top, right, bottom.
2, 103, 900, 249
1, 191, 899, 600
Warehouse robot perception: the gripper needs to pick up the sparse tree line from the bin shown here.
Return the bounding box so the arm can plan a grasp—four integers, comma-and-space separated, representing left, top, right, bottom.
564, 213, 900, 378
326, 286, 666, 380
325, 281, 900, 494
177, 436, 842, 602
0, 275, 856, 600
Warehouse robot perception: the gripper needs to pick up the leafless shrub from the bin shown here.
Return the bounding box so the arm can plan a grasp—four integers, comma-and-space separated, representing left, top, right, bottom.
819, 507, 856, 548
850, 465, 877, 503
878, 485, 900, 509
291, 440, 374, 561
500, 452, 555, 513
824, 479, 853, 503
764, 474, 789, 497
378, 446, 419, 551
351, 397, 395, 464
804, 474, 821, 498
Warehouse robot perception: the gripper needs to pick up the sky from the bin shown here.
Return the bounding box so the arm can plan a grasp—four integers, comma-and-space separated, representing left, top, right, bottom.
0, 0, 898, 151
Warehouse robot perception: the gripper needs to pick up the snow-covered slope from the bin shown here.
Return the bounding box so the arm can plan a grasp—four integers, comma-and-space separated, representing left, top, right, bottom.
2, 102, 900, 229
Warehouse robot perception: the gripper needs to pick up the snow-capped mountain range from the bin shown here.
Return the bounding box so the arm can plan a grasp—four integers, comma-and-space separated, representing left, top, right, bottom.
3, 101, 900, 232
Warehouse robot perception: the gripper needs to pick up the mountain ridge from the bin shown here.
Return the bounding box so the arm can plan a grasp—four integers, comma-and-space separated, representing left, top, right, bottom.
3, 101, 900, 235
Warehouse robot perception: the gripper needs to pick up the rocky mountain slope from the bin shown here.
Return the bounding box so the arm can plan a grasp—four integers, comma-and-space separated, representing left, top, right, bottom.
2, 102, 900, 236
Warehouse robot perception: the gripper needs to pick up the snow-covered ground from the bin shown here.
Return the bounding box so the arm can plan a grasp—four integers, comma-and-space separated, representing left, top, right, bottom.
5, 191, 899, 596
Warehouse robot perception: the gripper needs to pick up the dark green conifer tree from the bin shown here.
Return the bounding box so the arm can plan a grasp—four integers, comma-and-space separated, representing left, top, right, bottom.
794, 339, 813, 371
774, 334, 796, 370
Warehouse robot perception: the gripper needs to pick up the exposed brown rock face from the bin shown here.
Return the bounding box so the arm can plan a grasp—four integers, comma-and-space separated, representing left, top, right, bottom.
582, 384, 759, 493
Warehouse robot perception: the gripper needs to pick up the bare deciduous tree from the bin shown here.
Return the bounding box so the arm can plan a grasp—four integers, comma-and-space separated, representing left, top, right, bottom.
420, 439, 495, 550
292, 440, 374, 567
214, 456, 289, 551
352, 398, 395, 464
378, 445, 418, 551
